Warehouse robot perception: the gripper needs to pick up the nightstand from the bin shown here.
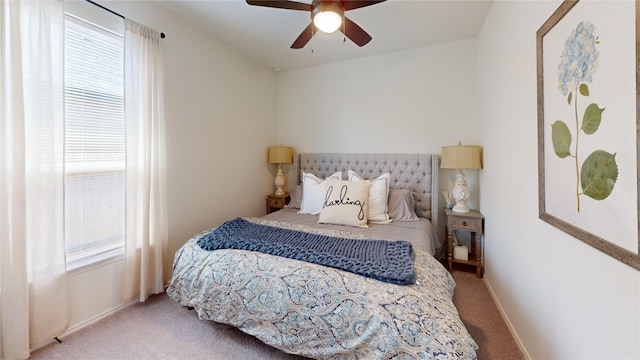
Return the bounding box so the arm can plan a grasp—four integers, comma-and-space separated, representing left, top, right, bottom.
444, 208, 484, 278
266, 193, 290, 214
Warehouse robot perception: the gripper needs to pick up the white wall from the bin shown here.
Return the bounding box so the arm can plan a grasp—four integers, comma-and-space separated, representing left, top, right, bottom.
64, 0, 278, 331
477, 1, 640, 359
277, 39, 483, 238
277, 39, 481, 155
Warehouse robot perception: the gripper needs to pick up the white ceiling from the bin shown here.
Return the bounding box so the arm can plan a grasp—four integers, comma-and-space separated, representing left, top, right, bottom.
156, 0, 493, 71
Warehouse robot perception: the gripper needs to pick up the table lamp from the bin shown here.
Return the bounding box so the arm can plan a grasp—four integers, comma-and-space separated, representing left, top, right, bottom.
441, 142, 483, 213
268, 146, 294, 196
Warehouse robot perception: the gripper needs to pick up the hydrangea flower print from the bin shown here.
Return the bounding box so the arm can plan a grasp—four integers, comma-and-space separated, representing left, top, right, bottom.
551, 21, 617, 212
557, 22, 599, 98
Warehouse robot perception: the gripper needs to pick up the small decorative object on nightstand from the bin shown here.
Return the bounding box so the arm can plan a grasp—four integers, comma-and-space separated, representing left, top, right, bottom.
445, 208, 484, 278
266, 193, 290, 214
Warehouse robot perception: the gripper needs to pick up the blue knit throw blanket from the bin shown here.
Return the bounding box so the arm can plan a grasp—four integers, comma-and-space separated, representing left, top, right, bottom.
198, 218, 416, 285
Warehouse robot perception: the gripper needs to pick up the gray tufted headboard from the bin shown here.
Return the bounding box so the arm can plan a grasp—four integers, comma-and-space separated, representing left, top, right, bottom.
295, 153, 439, 232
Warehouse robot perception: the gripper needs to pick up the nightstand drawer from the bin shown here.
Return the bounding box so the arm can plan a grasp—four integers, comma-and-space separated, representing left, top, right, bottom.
451, 217, 480, 231
266, 193, 290, 214
268, 197, 287, 208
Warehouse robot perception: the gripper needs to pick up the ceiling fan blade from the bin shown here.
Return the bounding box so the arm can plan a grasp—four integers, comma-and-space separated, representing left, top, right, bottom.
291, 23, 315, 49
341, 17, 372, 47
342, 0, 386, 11
246, 0, 311, 11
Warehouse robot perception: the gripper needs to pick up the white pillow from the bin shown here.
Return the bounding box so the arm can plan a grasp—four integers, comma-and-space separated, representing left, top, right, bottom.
348, 170, 391, 224
318, 179, 370, 228
299, 171, 342, 215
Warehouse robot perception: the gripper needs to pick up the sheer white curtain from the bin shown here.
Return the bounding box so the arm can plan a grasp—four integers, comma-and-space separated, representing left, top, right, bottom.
123, 18, 168, 303
0, 1, 68, 359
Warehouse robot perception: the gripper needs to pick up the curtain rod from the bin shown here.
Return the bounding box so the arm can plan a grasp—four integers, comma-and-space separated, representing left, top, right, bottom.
86, 0, 166, 39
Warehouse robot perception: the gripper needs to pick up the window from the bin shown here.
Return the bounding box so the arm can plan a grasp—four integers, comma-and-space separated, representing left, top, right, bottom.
64, 14, 125, 268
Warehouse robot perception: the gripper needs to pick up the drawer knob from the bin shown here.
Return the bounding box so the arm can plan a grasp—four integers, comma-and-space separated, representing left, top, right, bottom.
462, 221, 467, 226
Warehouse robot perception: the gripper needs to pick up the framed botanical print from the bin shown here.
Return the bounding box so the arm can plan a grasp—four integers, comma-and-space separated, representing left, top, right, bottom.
537, 0, 640, 270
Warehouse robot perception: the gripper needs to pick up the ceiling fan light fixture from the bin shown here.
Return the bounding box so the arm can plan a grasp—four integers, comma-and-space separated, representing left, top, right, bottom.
245, 0, 383, 49
312, 2, 343, 33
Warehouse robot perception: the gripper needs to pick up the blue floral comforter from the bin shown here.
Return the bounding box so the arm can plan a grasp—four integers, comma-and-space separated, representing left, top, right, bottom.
166, 218, 478, 359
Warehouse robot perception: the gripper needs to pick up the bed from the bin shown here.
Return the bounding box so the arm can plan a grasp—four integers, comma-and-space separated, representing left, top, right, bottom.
166, 153, 478, 359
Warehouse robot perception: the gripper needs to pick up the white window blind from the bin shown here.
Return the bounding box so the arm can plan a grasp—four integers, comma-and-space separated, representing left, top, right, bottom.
64, 14, 125, 266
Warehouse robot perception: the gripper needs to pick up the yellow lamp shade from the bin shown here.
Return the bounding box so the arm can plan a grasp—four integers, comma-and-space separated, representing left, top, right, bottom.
268, 146, 293, 164
440, 143, 482, 170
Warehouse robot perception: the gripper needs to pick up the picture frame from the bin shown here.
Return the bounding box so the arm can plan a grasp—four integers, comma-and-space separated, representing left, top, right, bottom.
537, 0, 640, 271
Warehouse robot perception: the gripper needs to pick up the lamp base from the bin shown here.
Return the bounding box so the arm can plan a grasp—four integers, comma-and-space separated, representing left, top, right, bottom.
451, 170, 471, 213
274, 164, 286, 196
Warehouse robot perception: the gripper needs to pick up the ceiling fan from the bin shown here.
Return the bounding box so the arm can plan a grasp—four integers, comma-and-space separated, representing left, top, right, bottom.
246, 0, 386, 49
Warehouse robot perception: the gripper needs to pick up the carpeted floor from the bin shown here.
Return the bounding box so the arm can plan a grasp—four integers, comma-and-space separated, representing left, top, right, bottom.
31, 293, 303, 360
30, 269, 524, 360
451, 270, 525, 360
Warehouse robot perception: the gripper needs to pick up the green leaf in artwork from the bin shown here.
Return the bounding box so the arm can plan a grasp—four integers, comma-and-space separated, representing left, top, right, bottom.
581, 150, 618, 200
567, 92, 572, 105
551, 120, 572, 158
579, 83, 590, 96
582, 103, 605, 135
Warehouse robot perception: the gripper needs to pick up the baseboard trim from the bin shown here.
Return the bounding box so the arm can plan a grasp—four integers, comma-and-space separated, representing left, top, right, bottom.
30, 298, 139, 353
483, 275, 533, 360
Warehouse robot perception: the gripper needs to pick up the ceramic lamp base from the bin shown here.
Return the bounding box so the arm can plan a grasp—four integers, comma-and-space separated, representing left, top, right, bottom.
274, 164, 286, 195
451, 170, 470, 213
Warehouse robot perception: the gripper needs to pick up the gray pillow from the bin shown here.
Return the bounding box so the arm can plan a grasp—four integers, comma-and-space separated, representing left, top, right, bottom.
284, 184, 302, 209
388, 189, 419, 221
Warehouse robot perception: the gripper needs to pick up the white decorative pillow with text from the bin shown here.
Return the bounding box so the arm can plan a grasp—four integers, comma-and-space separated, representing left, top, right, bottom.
299, 171, 342, 215
318, 179, 370, 228
348, 170, 391, 224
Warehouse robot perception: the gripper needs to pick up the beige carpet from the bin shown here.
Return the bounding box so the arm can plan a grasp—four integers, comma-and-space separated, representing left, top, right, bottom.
451, 271, 525, 360
30, 294, 303, 360
30, 270, 524, 360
